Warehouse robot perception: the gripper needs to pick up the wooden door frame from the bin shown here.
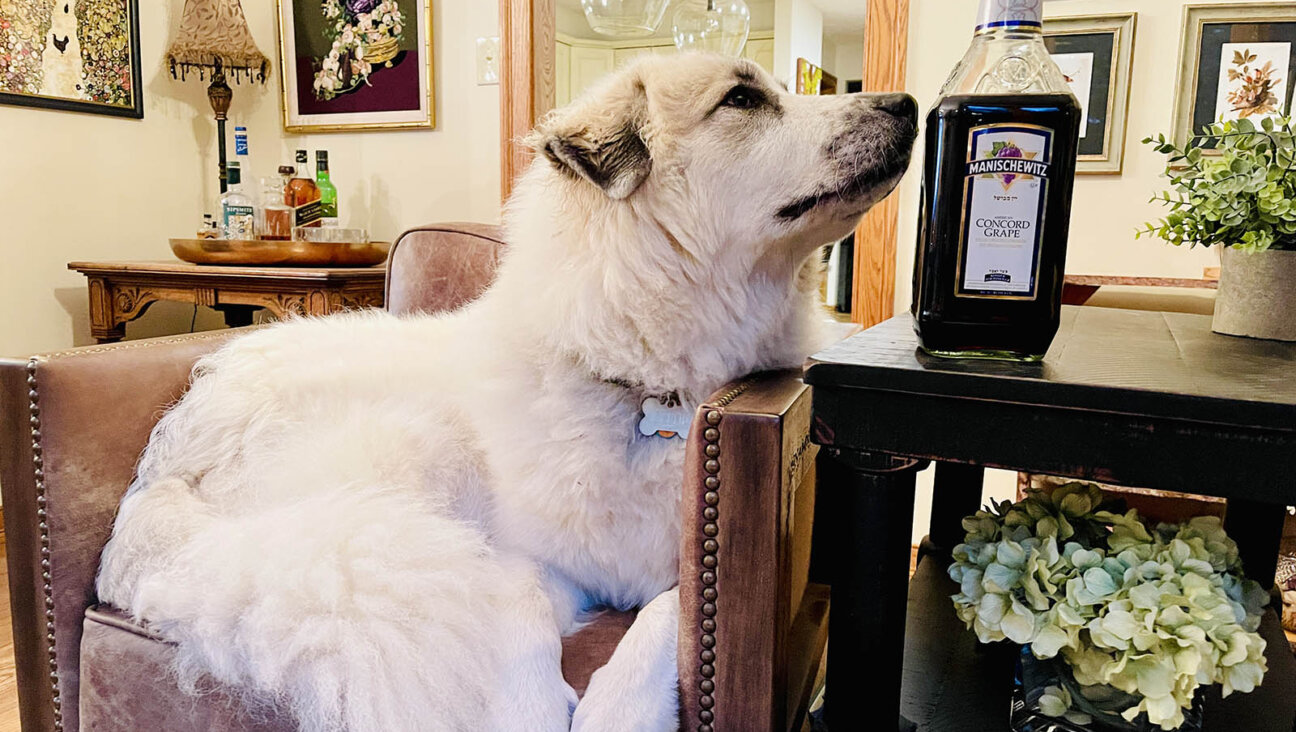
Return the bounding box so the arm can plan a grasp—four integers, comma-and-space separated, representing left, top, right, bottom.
501, 0, 910, 327
500, 0, 555, 202
852, 0, 911, 327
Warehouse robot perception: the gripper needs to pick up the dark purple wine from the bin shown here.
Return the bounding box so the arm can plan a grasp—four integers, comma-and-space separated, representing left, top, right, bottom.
912, 93, 1080, 360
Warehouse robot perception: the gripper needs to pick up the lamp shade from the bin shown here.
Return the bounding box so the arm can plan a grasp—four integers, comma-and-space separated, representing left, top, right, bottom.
167, 0, 268, 83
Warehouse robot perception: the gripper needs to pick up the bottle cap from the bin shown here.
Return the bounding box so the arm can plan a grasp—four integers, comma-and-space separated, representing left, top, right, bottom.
975, 0, 1042, 33
296, 149, 308, 162
316, 150, 329, 161
279, 165, 296, 176
235, 125, 247, 132
227, 162, 242, 185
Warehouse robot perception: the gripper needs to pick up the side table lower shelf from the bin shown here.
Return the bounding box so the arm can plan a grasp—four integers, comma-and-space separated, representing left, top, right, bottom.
902, 555, 1296, 731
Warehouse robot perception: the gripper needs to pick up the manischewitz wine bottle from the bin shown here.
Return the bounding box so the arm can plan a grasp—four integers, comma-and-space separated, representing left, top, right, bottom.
911, 0, 1081, 361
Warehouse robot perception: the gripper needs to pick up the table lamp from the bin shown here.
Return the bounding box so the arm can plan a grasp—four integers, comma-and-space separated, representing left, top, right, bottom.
166, 0, 269, 194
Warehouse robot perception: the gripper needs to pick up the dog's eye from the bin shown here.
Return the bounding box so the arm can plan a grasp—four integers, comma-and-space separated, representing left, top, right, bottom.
720, 85, 762, 110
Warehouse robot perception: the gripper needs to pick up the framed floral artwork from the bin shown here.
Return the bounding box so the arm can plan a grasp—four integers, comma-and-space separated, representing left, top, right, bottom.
277, 0, 433, 132
1044, 13, 1137, 175
0, 0, 144, 118
1172, 3, 1296, 150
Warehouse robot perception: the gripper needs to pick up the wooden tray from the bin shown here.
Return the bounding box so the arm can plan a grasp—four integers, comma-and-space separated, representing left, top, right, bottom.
170, 238, 391, 267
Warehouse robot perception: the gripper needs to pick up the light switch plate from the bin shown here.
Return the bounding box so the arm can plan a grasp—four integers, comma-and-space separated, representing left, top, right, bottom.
476, 36, 500, 85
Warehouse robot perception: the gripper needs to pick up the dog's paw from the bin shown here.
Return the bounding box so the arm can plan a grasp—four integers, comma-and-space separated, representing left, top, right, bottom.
487, 669, 576, 732
571, 667, 676, 732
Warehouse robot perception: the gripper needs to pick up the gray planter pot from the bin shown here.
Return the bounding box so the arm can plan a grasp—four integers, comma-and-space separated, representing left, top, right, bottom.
1213, 247, 1296, 342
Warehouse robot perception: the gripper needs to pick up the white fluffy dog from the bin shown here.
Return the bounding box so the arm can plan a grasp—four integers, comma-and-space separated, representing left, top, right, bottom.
96, 54, 916, 731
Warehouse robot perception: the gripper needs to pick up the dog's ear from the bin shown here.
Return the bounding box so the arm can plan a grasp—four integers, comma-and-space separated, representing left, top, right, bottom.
533, 81, 652, 200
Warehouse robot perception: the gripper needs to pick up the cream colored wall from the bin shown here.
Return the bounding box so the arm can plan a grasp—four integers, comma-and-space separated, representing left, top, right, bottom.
0, 0, 500, 356
893, 0, 1233, 320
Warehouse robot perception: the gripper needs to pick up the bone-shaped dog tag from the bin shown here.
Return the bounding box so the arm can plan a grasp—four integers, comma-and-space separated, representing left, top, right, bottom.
638, 394, 692, 440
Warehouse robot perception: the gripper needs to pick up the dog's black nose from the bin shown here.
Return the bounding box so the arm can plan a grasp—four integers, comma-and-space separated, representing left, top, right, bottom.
874, 93, 917, 121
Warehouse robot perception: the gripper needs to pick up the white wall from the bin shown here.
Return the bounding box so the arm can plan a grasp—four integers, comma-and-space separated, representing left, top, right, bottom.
831, 39, 863, 84
0, 0, 501, 356
774, 0, 824, 84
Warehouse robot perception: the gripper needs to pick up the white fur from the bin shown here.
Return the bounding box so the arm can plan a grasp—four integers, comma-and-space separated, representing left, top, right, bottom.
96, 54, 914, 731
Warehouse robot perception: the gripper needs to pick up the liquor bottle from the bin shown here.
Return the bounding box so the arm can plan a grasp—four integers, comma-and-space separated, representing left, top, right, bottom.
234, 126, 253, 180
285, 149, 322, 229
233, 125, 259, 212
258, 167, 295, 241
220, 162, 256, 240
911, 0, 1081, 361
197, 213, 219, 239
315, 150, 339, 227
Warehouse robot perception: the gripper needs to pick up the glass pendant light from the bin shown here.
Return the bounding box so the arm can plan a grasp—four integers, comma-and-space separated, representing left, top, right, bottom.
580, 0, 671, 38
672, 0, 751, 57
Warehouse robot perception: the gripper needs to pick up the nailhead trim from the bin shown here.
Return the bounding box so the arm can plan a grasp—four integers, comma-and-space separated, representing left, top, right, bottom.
27, 361, 63, 730
696, 408, 723, 731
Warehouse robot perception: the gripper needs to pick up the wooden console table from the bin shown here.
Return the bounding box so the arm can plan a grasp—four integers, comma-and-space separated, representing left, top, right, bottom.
1062, 273, 1218, 305
68, 261, 387, 344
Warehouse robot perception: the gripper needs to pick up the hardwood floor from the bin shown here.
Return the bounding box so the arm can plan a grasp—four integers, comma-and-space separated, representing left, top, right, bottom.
0, 535, 22, 732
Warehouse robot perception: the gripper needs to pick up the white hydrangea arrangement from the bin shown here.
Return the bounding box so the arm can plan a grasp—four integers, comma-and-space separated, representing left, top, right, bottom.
313, 0, 407, 100
950, 483, 1270, 730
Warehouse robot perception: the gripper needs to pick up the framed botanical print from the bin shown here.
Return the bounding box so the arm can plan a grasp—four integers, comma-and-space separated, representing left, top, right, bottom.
0, 0, 144, 118
1172, 3, 1296, 149
277, 0, 434, 133
1044, 13, 1137, 175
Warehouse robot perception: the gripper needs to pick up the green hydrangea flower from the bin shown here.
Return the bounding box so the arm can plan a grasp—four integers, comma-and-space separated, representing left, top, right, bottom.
948, 484, 1268, 730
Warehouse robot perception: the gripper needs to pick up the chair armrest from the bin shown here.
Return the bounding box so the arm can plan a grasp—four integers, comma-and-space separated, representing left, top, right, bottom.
678, 370, 828, 732
0, 330, 240, 732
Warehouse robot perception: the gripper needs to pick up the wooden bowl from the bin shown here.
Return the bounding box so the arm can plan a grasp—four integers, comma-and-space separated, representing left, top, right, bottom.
170, 238, 391, 267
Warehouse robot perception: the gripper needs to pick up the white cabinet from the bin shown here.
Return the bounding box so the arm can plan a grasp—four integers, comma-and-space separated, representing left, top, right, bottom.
555, 42, 572, 107
614, 46, 655, 68
569, 46, 615, 100
743, 38, 775, 76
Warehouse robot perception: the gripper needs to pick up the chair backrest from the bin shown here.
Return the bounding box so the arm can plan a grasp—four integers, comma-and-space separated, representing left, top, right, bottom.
384, 223, 506, 316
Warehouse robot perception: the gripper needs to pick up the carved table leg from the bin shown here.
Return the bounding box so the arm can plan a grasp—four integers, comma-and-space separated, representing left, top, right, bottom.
87, 277, 128, 344
819, 447, 928, 731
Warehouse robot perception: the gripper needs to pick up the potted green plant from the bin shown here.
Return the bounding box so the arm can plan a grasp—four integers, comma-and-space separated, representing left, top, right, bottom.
950, 483, 1269, 731
1139, 116, 1296, 341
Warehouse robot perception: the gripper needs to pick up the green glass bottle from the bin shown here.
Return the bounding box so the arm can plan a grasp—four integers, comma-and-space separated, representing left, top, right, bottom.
315, 150, 339, 227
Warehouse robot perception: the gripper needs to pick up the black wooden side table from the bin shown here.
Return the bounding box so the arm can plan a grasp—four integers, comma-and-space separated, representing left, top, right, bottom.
805, 307, 1296, 731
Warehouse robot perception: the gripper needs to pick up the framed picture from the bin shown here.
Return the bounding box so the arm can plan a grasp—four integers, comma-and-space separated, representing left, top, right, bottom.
0, 0, 144, 118
796, 58, 823, 96
1044, 13, 1137, 175
1172, 3, 1296, 149
277, 0, 434, 133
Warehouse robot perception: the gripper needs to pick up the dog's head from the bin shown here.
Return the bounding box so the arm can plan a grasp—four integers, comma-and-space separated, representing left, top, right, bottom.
528, 53, 917, 261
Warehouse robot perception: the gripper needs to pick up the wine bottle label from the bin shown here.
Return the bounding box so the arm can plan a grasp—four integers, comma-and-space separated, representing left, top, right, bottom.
956, 123, 1053, 300
292, 200, 323, 227
975, 0, 1042, 32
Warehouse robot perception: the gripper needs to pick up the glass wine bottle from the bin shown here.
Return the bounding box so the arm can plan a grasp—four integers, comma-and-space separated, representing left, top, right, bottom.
911, 0, 1082, 361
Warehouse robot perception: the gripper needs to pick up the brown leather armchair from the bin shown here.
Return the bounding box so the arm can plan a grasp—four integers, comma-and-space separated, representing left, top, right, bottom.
0, 224, 828, 732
